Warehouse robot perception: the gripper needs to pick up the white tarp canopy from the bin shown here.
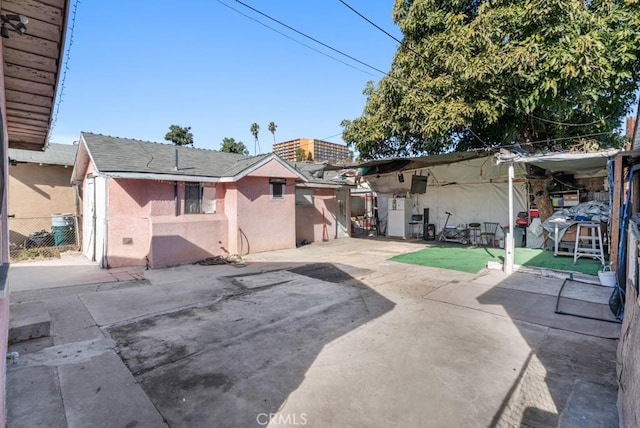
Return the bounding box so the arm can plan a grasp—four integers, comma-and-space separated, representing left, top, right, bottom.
363, 156, 528, 233
495, 149, 620, 175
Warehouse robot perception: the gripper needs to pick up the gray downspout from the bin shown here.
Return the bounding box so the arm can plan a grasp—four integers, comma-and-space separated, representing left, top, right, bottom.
174, 181, 179, 216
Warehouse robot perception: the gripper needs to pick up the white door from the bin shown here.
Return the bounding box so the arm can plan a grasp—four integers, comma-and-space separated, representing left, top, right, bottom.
335, 189, 349, 238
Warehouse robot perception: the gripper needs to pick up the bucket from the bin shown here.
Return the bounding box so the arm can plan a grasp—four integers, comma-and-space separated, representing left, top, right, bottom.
51, 213, 74, 246
598, 267, 616, 287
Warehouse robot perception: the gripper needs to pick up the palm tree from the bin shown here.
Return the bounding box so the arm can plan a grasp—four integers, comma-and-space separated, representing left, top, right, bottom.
268, 121, 277, 146
250, 123, 260, 155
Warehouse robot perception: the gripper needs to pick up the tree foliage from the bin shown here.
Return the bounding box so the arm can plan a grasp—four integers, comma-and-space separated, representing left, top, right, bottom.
342, 0, 640, 159
268, 121, 278, 145
295, 148, 306, 162
220, 137, 249, 155
164, 125, 194, 146
250, 122, 261, 154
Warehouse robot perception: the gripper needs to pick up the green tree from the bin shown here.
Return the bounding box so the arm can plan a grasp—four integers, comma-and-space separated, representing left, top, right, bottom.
306, 151, 314, 161
164, 125, 194, 146
342, 1, 640, 160
268, 121, 278, 145
220, 137, 249, 155
295, 148, 305, 162
250, 122, 260, 154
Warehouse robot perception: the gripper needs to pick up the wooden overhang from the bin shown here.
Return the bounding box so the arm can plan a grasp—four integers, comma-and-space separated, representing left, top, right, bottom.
1, 0, 69, 151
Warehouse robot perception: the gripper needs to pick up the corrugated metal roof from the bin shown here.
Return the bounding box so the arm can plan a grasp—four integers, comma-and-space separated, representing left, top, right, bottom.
356, 151, 489, 175
291, 162, 354, 187
8, 143, 78, 166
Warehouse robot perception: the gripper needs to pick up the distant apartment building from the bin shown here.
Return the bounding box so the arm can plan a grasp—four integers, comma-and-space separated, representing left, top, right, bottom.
272, 138, 350, 162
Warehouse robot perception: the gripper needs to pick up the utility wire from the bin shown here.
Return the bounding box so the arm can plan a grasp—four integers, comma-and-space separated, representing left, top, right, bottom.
337, 0, 611, 128
233, 0, 388, 75
215, 0, 378, 77
337, 0, 402, 45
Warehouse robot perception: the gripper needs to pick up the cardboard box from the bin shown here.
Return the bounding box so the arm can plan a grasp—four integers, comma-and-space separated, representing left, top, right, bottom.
560, 222, 606, 242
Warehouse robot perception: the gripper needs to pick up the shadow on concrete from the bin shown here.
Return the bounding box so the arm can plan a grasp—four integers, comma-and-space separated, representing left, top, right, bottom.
477, 274, 620, 427
107, 262, 391, 427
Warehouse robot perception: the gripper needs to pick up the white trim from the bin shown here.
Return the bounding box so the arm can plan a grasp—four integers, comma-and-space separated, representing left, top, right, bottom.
102, 172, 222, 183
230, 153, 308, 182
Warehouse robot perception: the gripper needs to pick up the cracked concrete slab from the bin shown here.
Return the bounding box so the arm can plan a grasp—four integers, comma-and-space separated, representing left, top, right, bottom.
5, 238, 622, 427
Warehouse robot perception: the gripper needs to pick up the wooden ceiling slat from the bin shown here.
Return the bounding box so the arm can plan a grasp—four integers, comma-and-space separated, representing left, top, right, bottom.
3, 49, 58, 73
6, 101, 52, 116
7, 116, 49, 127
3, 34, 60, 59
2, 0, 63, 27
5, 76, 54, 97
6, 109, 51, 122
4, 63, 55, 85
9, 141, 47, 151
5, 90, 53, 108
7, 127, 47, 138
4, 0, 68, 152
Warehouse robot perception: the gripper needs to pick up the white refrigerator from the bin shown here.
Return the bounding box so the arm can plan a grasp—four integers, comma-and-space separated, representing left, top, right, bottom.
387, 197, 411, 238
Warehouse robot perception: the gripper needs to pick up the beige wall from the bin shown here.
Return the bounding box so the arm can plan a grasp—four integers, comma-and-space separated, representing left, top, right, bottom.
8, 163, 76, 217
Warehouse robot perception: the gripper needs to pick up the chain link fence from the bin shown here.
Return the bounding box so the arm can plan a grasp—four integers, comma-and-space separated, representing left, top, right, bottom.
9, 214, 81, 262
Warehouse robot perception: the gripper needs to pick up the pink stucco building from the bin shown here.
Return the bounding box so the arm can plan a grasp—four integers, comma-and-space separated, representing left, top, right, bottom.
71, 133, 352, 269
0, 1, 70, 425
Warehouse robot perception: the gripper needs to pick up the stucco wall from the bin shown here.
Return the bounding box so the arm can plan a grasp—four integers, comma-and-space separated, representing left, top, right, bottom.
617, 222, 640, 428
231, 176, 296, 254
8, 164, 77, 248
106, 178, 229, 268
8, 163, 75, 217
295, 188, 336, 243
149, 214, 228, 268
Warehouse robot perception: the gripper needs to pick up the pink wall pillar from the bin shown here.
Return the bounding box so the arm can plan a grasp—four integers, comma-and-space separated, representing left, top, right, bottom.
295, 188, 337, 243
236, 177, 296, 254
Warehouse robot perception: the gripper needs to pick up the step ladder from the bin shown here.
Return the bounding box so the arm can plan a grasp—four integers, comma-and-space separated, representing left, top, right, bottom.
573, 222, 605, 266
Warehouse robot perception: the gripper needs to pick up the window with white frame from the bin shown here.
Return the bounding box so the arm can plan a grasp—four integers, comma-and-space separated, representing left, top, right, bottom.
270, 178, 286, 200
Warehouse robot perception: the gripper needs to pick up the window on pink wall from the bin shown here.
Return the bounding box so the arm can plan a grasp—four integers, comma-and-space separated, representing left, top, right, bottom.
269, 178, 286, 200
184, 182, 202, 214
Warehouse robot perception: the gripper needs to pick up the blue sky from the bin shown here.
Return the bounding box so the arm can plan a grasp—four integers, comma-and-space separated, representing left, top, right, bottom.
48, 1, 401, 155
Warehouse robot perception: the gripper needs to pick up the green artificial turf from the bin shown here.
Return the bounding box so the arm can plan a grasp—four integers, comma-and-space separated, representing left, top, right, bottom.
390, 245, 604, 275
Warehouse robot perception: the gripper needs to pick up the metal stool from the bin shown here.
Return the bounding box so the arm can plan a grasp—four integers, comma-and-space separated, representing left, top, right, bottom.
573, 222, 605, 265
468, 223, 481, 245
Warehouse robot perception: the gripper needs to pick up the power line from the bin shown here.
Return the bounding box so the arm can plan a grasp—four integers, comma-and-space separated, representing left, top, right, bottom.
338, 0, 612, 129
337, 0, 402, 45
233, 0, 388, 75
215, 0, 378, 77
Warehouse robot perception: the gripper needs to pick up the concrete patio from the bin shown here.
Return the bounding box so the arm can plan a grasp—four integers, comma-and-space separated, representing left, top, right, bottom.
6, 238, 620, 427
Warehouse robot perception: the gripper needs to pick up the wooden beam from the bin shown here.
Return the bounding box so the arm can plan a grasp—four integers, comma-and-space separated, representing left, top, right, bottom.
610, 153, 624, 271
